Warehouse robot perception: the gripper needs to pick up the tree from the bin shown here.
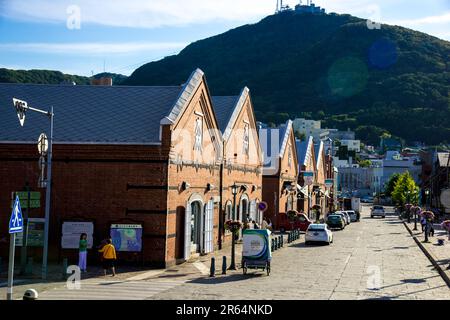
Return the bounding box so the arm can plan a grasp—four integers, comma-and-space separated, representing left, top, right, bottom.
294, 130, 306, 141
384, 173, 401, 197
391, 172, 419, 206
358, 160, 372, 168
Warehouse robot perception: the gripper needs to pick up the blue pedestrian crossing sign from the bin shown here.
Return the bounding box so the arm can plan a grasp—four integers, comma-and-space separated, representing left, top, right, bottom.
9, 196, 24, 234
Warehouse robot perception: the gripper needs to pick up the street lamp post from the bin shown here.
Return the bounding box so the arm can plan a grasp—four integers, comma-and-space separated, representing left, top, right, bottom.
229, 183, 239, 270
12, 99, 54, 280
413, 190, 418, 231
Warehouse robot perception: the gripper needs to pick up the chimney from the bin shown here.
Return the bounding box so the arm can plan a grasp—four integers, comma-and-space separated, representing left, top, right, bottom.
91, 77, 113, 86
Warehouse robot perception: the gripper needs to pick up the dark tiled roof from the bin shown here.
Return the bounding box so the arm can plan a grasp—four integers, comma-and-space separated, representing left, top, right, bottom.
211, 96, 239, 133
296, 137, 312, 166
0, 83, 183, 144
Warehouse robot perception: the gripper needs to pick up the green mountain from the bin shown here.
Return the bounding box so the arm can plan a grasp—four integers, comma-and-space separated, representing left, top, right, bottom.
124, 12, 450, 145
0, 68, 91, 85
0, 69, 128, 86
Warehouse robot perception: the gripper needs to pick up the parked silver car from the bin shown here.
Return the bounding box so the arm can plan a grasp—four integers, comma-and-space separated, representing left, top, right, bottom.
345, 210, 358, 222
371, 205, 385, 218
335, 211, 350, 225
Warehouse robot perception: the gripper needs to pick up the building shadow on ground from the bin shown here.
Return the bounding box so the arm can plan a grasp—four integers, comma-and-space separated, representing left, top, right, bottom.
187, 273, 261, 285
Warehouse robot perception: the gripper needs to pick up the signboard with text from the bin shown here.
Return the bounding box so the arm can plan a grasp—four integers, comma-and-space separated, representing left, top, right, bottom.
11, 192, 41, 209
15, 218, 45, 247
61, 221, 94, 249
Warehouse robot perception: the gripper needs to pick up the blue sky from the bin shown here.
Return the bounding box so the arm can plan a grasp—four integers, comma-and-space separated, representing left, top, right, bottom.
0, 0, 449, 77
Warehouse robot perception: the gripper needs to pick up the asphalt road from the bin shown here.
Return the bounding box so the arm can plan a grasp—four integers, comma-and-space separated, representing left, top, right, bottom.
26, 204, 450, 300
153, 204, 450, 300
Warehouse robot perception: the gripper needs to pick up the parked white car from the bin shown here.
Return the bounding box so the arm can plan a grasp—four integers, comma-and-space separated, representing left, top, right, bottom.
346, 210, 358, 222
371, 205, 385, 218
305, 224, 333, 245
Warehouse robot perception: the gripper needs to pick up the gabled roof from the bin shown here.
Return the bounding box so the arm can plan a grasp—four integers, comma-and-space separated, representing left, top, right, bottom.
259, 119, 293, 169
212, 87, 252, 140
296, 136, 314, 167
211, 96, 239, 133
0, 69, 205, 145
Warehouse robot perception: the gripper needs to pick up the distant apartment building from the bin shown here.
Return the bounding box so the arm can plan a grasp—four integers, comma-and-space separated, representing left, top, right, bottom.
292, 118, 331, 142
338, 166, 383, 197
381, 151, 422, 187
340, 139, 361, 153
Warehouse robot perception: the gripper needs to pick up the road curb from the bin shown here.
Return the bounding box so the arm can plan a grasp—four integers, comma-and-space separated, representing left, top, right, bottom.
403, 221, 450, 288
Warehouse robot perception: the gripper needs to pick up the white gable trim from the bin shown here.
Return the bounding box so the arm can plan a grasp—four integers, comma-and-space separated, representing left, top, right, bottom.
279, 120, 293, 158
316, 141, 324, 170
165, 68, 205, 126
222, 87, 250, 142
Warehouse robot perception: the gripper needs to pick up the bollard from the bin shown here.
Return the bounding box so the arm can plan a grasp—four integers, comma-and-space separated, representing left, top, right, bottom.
210, 257, 215, 277
280, 235, 284, 247
25, 257, 33, 275
271, 239, 274, 252
23, 289, 39, 300
62, 258, 68, 280
277, 236, 281, 249
0, 257, 2, 274
273, 237, 278, 251
222, 256, 227, 275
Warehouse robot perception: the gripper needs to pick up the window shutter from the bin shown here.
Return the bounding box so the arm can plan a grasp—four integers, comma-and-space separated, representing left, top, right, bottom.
184, 202, 192, 260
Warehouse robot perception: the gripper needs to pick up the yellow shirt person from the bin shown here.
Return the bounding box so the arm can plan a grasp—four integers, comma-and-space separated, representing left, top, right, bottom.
98, 240, 117, 276
99, 243, 117, 259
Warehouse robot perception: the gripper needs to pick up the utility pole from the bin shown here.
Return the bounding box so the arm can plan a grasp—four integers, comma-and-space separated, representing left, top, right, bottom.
12, 98, 54, 280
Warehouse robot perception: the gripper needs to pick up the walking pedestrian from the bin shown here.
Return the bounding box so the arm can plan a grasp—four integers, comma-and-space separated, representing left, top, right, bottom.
420, 216, 427, 233
78, 233, 88, 272
98, 238, 117, 277
252, 220, 260, 229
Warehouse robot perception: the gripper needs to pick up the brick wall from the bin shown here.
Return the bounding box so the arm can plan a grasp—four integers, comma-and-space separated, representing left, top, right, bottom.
0, 143, 170, 267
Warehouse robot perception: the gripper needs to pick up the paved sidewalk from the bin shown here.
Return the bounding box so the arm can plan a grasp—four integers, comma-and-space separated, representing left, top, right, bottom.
403, 220, 450, 287
0, 231, 297, 300
0, 262, 166, 300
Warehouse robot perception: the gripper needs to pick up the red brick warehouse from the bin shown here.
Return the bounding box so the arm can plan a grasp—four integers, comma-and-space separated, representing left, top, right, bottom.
212, 87, 264, 244
0, 69, 228, 268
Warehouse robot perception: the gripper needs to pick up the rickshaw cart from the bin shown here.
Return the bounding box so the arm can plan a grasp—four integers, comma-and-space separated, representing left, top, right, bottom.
241, 229, 272, 276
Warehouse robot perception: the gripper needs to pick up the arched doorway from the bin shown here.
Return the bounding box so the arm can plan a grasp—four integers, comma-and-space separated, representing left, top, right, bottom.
184, 194, 204, 260
239, 194, 249, 223
190, 201, 202, 253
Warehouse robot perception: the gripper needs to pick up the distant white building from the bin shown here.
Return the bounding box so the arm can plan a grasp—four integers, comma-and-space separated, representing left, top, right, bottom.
292, 118, 332, 142
293, 118, 321, 133
341, 139, 361, 153
382, 151, 422, 187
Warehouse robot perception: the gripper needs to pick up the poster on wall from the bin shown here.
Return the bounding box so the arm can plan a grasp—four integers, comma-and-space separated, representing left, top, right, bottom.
15, 218, 45, 247
110, 224, 143, 252
61, 221, 94, 249
325, 179, 334, 188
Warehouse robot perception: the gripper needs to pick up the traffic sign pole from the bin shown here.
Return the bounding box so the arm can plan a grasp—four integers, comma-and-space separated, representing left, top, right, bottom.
42, 106, 53, 280
7, 196, 24, 300
7, 233, 16, 300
